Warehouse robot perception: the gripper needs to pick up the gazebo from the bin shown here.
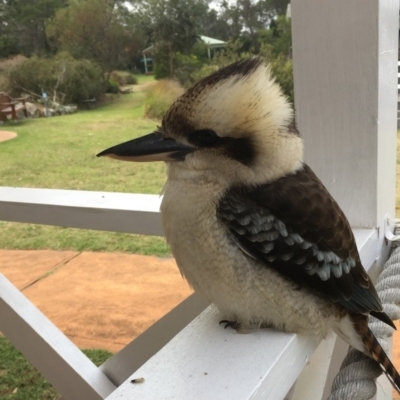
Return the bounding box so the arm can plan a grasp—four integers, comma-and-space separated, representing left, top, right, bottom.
141, 34, 226, 73
199, 35, 225, 59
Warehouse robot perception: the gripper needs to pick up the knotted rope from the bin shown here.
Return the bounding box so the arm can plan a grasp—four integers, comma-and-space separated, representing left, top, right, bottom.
328, 246, 400, 400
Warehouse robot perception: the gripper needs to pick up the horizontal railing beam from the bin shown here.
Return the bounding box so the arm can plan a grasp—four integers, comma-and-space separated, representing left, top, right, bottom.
0, 187, 163, 236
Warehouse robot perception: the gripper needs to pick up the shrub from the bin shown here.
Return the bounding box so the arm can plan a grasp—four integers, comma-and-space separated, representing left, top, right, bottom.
110, 71, 138, 86
174, 53, 203, 88
0, 36, 18, 59
106, 80, 119, 94
59, 56, 105, 103
153, 59, 170, 80
8, 54, 104, 104
0, 56, 27, 93
144, 80, 184, 120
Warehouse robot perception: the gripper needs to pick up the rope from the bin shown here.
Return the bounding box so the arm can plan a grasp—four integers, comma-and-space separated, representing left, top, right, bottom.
328, 247, 400, 400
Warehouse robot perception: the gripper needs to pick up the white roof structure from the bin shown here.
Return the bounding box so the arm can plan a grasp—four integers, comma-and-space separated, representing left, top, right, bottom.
199, 35, 225, 48
142, 35, 225, 56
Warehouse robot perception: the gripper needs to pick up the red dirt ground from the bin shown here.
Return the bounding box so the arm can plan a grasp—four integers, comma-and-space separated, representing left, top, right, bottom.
0, 130, 17, 142
0, 250, 193, 352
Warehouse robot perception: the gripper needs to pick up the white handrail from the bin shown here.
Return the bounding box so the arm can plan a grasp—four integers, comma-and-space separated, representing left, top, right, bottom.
0, 187, 163, 236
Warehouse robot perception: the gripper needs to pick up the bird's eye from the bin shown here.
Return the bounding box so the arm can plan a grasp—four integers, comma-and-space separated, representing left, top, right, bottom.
196, 129, 218, 146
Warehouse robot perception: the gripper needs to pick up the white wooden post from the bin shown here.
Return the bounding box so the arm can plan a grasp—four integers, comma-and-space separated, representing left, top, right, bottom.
292, 0, 398, 229
292, 0, 399, 398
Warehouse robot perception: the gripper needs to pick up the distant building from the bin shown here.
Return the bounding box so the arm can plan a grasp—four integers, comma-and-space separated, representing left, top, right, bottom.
199, 35, 226, 59
140, 35, 226, 74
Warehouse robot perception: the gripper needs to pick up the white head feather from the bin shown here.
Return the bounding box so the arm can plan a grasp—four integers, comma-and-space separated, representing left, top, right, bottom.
163, 58, 304, 187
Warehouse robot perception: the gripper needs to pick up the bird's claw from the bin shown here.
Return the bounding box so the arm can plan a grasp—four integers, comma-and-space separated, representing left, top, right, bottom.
219, 319, 241, 330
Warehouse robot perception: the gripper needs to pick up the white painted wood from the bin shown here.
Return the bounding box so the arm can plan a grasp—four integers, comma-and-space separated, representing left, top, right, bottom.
105, 306, 320, 400
104, 229, 378, 400
100, 293, 209, 386
0, 187, 163, 236
292, 0, 399, 229
291, 335, 338, 400
0, 275, 116, 400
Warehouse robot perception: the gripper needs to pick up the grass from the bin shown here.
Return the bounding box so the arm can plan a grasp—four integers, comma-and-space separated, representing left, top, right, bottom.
0, 336, 112, 400
136, 74, 155, 85
0, 88, 170, 256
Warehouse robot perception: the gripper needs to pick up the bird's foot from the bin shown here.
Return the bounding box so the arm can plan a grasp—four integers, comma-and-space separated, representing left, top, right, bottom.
219, 319, 241, 330
219, 319, 251, 333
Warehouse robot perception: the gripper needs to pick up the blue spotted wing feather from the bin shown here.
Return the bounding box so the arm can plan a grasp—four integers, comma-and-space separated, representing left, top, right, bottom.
217, 164, 393, 327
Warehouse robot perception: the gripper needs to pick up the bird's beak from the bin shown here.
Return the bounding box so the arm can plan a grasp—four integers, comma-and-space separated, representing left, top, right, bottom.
96, 132, 194, 162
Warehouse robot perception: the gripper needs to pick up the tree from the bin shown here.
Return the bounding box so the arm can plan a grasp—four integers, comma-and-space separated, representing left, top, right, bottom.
46, 0, 142, 79
215, 0, 290, 53
131, 0, 209, 78
0, 0, 67, 56
217, 0, 271, 52
198, 8, 235, 42
258, 15, 292, 58
266, 0, 290, 17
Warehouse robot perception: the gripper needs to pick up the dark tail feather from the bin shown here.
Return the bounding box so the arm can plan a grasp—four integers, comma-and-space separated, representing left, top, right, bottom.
369, 310, 396, 330
363, 327, 400, 394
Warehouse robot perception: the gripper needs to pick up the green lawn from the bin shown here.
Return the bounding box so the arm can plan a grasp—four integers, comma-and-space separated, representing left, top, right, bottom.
136, 74, 156, 85
0, 86, 171, 256
0, 336, 112, 400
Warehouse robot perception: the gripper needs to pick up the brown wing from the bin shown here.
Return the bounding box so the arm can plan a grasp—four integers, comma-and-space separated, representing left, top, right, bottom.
218, 164, 387, 320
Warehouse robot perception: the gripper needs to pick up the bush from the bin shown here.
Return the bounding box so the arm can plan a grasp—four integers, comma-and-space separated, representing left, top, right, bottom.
110, 71, 138, 86
174, 53, 203, 88
106, 79, 119, 94
0, 36, 19, 59
153, 59, 170, 80
144, 80, 184, 120
0, 56, 27, 93
8, 53, 104, 104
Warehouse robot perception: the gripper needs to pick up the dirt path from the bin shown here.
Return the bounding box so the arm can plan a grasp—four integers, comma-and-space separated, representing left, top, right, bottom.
0, 249, 192, 352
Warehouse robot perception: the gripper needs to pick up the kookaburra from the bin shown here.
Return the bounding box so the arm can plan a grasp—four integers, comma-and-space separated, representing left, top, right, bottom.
98, 57, 400, 392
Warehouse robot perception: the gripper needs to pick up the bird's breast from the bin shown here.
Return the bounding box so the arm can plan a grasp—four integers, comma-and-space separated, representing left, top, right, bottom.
161, 178, 337, 337
161, 177, 241, 288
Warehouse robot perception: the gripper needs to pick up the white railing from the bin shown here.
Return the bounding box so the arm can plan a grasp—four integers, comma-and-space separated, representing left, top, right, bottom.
0, 187, 394, 400
397, 61, 400, 128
